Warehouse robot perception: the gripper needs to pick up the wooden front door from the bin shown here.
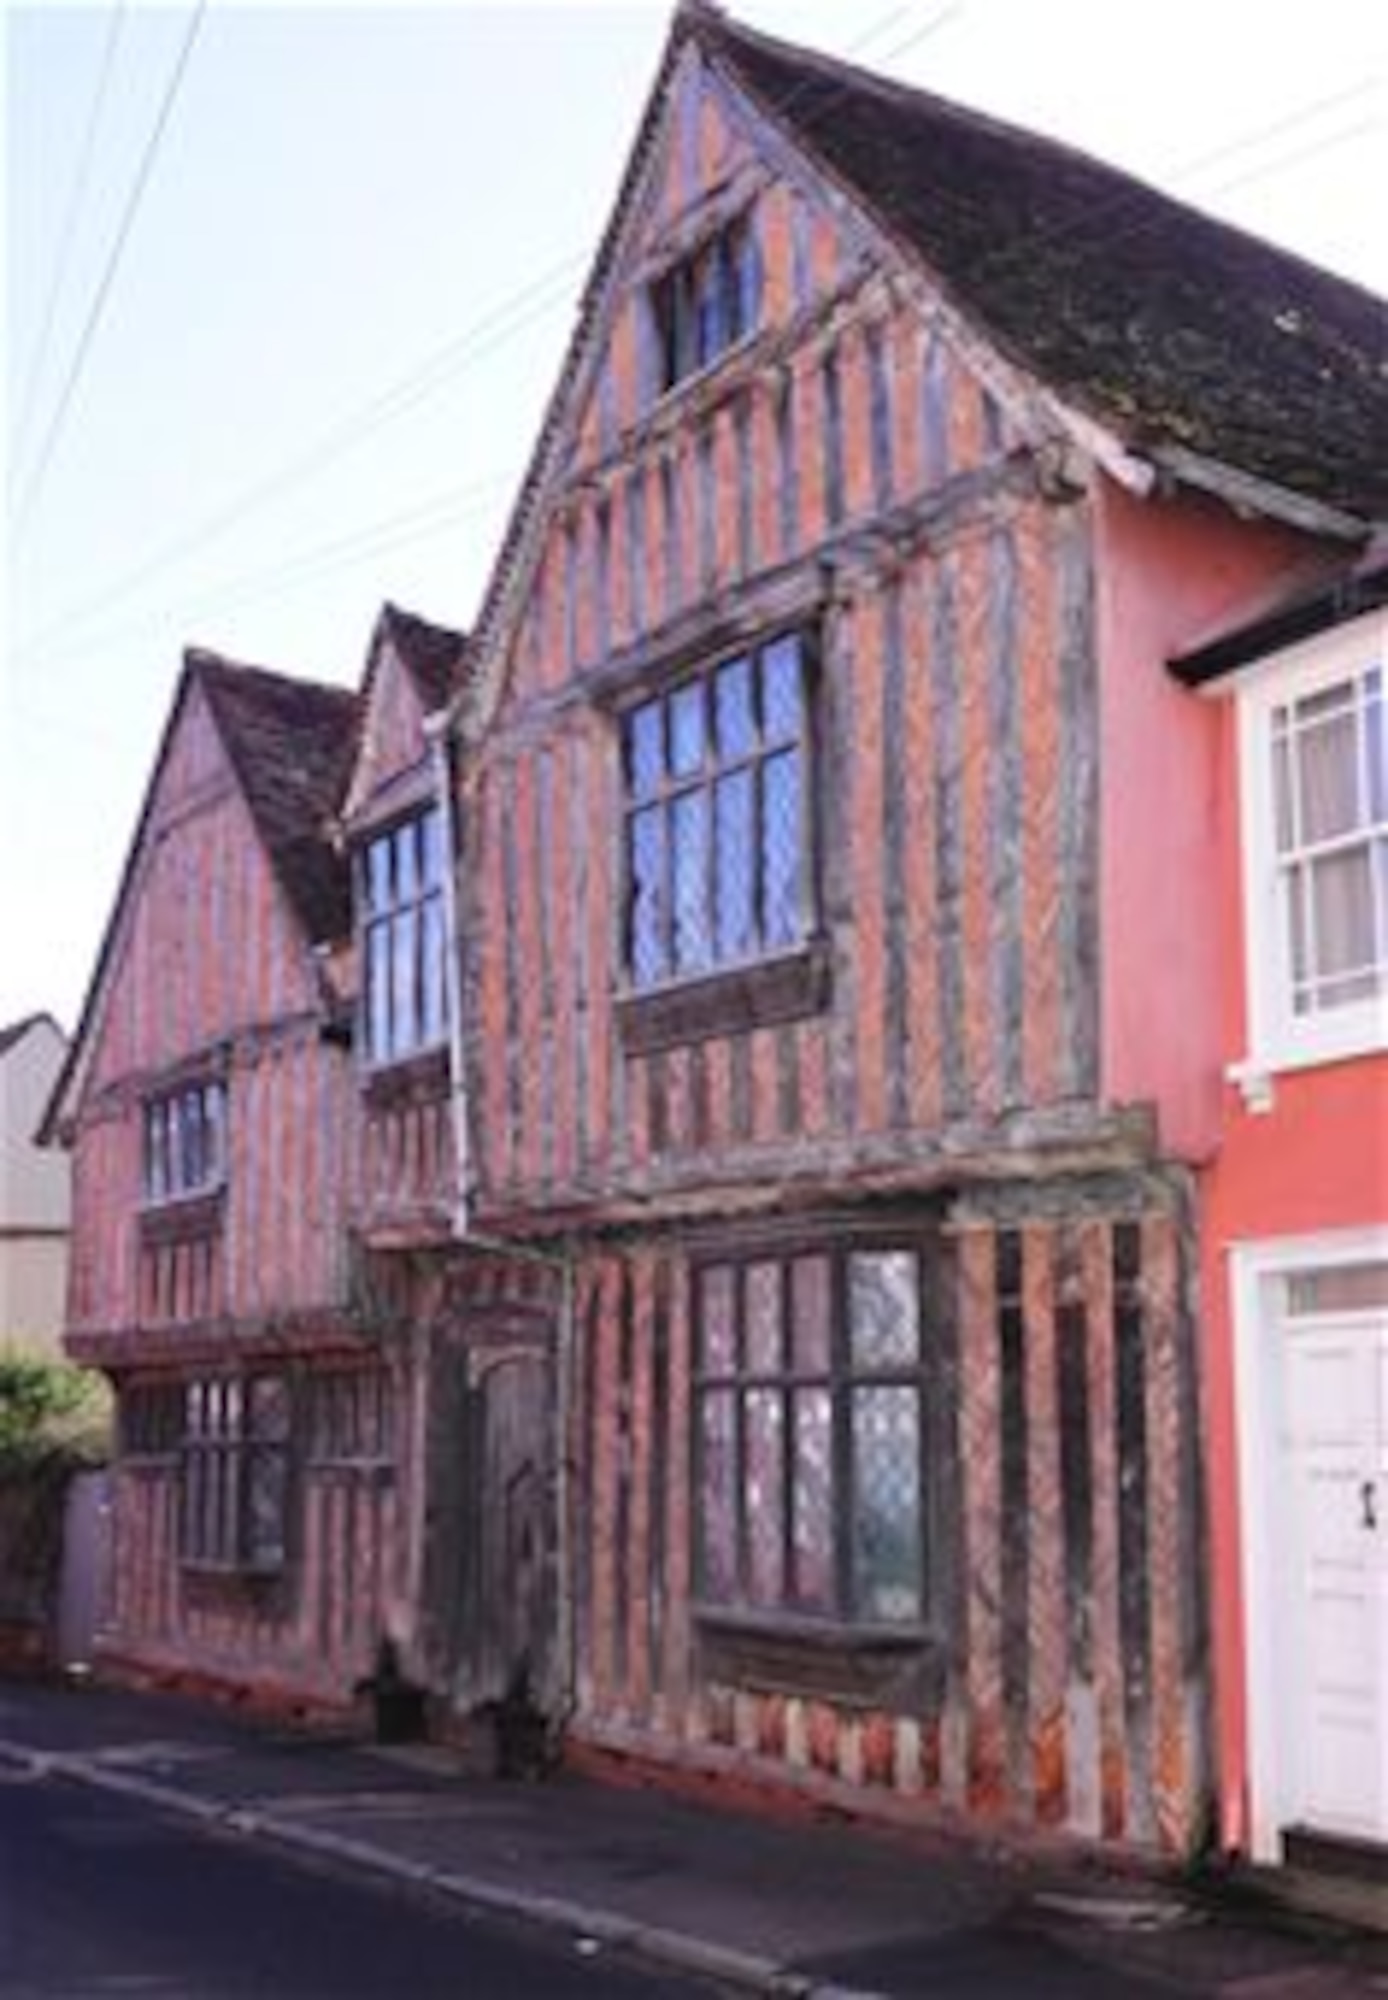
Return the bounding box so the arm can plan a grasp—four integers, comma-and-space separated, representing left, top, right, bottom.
461, 1344, 555, 1711
1281, 1304, 1388, 1842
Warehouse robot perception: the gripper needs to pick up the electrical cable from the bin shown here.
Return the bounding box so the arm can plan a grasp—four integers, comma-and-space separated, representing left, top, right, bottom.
9, 0, 129, 480
11, 0, 208, 543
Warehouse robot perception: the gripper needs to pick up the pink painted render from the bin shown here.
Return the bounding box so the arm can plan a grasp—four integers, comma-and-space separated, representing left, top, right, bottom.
1093, 479, 1315, 1162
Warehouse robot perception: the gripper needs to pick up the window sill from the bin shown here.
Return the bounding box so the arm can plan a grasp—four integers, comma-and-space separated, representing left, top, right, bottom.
1230, 1013, 1387, 1108
694, 1604, 940, 1710
138, 1190, 225, 1244
361, 1043, 450, 1110
180, 1559, 285, 1591
617, 941, 831, 1056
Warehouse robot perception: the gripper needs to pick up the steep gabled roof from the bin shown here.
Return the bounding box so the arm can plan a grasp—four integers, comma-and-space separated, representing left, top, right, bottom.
0, 1013, 64, 1062
190, 652, 360, 944
704, 10, 1387, 525
376, 601, 467, 713
457, 4, 1386, 731
39, 651, 359, 1145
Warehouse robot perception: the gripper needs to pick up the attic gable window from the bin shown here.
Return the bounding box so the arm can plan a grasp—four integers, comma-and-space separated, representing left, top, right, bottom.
142, 1080, 226, 1207
359, 806, 448, 1067
650, 217, 759, 393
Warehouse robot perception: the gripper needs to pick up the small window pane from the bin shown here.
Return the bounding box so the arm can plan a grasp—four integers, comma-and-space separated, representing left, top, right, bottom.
421, 898, 447, 1044
630, 807, 667, 986
745, 1389, 785, 1606
699, 1389, 737, 1600
421, 807, 445, 889
249, 1375, 290, 1441
700, 1267, 736, 1373
1298, 703, 1359, 844
1287, 1261, 1388, 1315
791, 1388, 832, 1610
1309, 846, 1375, 978
392, 908, 420, 1054
761, 749, 802, 948
760, 635, 801, 740
395, 821, 420, 902
628, 701, 664, 798
1367, 674, 1385, 821
1272, 729, 1295, 852
715, 658, 755, 758
367, 837, 392, 915
790, 1256, 831, 1372
852, 1386, 921, 1623
850, 1252, 920, 1368
672, 790, 712, 973
367, 923, 392, 1059
245, 1445, 287, 1569
714, 771, 755, 960
745, 1262, 781, 1373
670, 681, 706, 777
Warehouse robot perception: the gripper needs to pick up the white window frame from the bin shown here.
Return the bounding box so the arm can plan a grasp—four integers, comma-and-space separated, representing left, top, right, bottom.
1235, 610, 1387, 1085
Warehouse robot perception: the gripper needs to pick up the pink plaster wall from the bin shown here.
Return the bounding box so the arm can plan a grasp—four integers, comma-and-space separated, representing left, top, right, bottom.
1092, 480, 1315, 1161
1198, 700, 1388, 1850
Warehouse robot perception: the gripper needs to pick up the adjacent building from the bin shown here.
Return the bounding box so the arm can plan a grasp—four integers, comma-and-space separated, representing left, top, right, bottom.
435, 5, 1384, 1854
0, 1013, 71, 1352
1171, 549, 1387, 1865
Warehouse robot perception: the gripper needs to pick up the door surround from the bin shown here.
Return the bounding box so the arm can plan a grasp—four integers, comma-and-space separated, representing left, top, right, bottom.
1231, 1224, 1388, 1863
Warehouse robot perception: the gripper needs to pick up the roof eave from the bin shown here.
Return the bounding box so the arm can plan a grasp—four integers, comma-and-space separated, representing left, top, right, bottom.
1149, 444, 1372, 549
1170, 556, 1388, 687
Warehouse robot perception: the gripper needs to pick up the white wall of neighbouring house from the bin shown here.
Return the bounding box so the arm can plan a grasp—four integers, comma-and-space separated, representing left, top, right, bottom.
0, 1017, 71, 1351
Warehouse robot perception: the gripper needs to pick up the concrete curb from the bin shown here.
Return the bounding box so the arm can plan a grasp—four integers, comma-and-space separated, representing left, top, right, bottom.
0, 1738, 888, 2000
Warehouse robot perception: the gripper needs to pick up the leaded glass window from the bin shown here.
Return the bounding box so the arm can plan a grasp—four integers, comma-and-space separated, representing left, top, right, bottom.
180, 1371, 291, 1573
623, 633, 813, 989
649, 217, 760, 394
141, 1079, 227, 1205
359, 806, 449, 1066
693, 1242, 931, 1626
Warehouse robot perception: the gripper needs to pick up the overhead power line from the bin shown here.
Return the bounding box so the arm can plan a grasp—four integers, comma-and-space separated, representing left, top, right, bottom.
10, 0, 208, 543
11, 0, 934, 666
9, 0, 129, 480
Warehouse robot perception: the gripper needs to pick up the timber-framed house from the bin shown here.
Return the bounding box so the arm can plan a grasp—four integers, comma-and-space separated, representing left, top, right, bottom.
439, 3, 1386, 1854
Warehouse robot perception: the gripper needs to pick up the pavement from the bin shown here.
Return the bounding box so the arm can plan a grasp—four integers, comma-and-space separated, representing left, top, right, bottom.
2, 1676, 1386, 1999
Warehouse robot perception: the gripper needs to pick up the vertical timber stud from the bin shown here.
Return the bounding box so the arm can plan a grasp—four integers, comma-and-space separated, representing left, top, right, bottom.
1024, 1222, 1066, 1823
997, 1228, 1030, 1813
1082, 1219, 1124, 1841
959, 1223, 1004, 1814
1114, 1219, 1155, 1843
1055, 1227, 1098, 1837
931, 554, 967, 1118
926, 1222, 962, 1799
881, 575, 911, 1131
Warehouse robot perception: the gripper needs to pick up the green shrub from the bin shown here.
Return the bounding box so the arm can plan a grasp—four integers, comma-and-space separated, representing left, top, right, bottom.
0, 1352, 110, 1470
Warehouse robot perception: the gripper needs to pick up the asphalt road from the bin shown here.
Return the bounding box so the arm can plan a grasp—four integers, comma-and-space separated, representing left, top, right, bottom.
0, 1768, 723, 1998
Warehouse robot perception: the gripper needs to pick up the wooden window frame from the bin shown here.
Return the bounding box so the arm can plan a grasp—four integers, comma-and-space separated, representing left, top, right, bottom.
179, 1372, 291, 1577
617, 627, 824, 1048
140, 1078, 227, 1210
357, 804, 450, 1072
649, 215, 759, 395
691, 1234, 936, 1643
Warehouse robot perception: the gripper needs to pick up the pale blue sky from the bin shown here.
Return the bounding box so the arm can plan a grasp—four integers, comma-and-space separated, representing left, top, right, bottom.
4, 0, 1385, 1034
